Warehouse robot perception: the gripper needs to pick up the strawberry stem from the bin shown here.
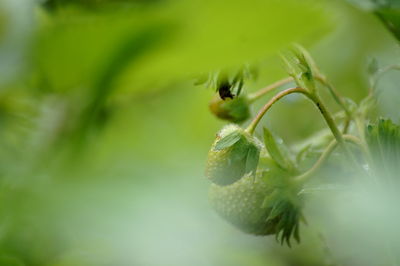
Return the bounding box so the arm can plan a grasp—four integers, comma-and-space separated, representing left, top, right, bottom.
305, 92, 348, 152
294, 135, 364, 184
315, 75, 353, 134
246, 86, 345, 144
246, 86, 358, 167
245, 87, 307, 134
247, 77, 293, 103
315, 75, 351, 118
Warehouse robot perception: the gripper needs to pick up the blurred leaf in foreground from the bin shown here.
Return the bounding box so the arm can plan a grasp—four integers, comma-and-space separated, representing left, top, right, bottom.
34, 0, 334, 97
374, 1, 400, 41
347, 0, 400, 41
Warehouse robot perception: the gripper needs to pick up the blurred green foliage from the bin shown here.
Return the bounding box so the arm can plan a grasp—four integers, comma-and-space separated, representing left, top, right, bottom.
0, 0, 399, 265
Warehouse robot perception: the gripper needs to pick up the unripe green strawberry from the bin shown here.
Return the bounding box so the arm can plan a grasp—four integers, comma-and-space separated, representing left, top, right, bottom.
205, 124, 261, 186
209, 172, 278, 235
209, 167, 302, 245
209, 94, 250, 123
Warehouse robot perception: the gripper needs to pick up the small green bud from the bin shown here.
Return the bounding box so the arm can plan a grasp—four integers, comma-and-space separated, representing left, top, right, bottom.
209, 94, 251, 124
205, 124, 261, 186
281, 44, 318, 92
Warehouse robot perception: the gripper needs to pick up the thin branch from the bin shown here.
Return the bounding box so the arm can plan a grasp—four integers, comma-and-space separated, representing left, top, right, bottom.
246, 86, 355, 166
315, 75, 351, 117
247, 77, 293, 103
294, 135, 363, 183
245, 87, 307, 134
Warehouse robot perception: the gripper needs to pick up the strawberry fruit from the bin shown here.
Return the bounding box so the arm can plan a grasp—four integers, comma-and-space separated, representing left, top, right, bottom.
205, 124, 261, 186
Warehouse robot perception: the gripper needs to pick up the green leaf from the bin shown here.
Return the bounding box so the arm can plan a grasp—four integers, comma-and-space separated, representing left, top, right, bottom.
349, 0, 400, 41
263, 127, 295, 171
374, 4, 400, 41
226, 97, 251, 123
261, 190, 279, 209
230, 138, 253, 161
244, 143, 260, 175
259, 166, 303, 246
34, 0, 333, 96
267, 200, 287, 221
214, 131, 242, 150
366, 118, 400, 181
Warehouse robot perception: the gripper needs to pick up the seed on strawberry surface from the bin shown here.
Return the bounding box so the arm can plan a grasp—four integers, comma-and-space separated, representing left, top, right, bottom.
209, 172, 278, 235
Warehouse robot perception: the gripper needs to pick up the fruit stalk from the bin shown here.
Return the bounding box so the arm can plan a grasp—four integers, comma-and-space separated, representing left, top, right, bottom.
315, 75, 351, 118
294, 134, 363, 183
315, 75, 353, 134
247, 77, 293, 103
245, 86, 357, 166
305, 92, 347, 151
245, 87, 307, 134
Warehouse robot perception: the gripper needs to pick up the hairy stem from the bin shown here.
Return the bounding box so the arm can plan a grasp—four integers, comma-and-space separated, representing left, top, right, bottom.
309, 93, 363, 169
247, 77, 293, 103
295, 135, 363, 183
306, 92, 348, 151
245, 87, 307, 134
342, 117, 351, 134
246, 85, 356, 167
246, 86, 347, 148
315, 75, 351, 117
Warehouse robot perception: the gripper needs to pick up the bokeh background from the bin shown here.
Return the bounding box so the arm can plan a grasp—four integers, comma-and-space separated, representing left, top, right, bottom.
0, 0, 399, 265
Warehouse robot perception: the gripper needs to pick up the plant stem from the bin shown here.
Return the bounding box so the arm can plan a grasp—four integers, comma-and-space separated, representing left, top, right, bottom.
294, 135, 363, 184
246, 86, 347, 149
306, 92, 348, 151
246, 85, 357, 167
245, 87, 307, 134
342, 117, 351, 134
308, 90, 367, 175
354, 114, 373, 164
247, 77, 293, 103
316, 75, 354, 134
315, 75, 351, 117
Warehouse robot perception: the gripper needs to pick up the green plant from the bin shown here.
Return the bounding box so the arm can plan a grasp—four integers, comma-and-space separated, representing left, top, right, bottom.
204, 44, 399, 246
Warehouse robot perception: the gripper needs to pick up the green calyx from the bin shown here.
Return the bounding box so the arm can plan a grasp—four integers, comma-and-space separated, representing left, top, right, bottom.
209, 94, 251, 124
205, 124, 261, 186
259, 161, 303, 246
280, 44, 319, 93
206, 124, 303, 245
